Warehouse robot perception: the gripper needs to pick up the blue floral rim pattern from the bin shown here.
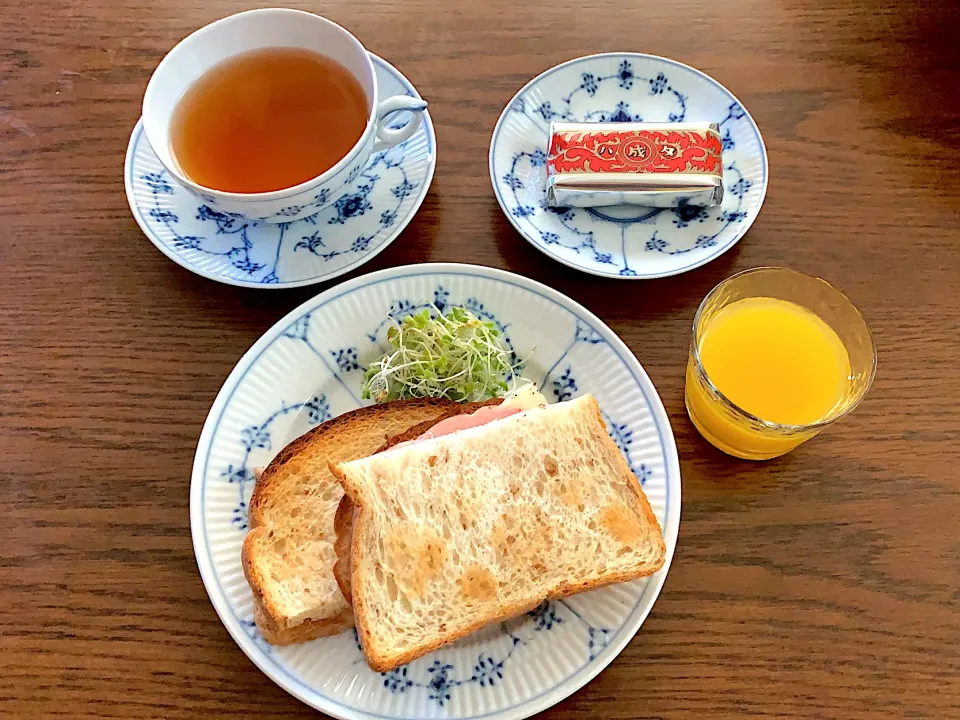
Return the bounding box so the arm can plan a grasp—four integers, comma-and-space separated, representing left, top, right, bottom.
489, 53, 768, 279
125, 54, 436, 289
191, 265, 680, 720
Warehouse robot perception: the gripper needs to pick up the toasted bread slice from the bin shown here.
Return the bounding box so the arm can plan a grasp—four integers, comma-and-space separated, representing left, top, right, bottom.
331, 493, 356, 605
332, 400, 503, 603
331, 394, 666, 671
241, 398, 459, 644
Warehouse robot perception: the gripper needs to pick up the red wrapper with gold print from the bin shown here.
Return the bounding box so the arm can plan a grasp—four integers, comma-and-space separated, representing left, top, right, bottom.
546, 121, 724, 208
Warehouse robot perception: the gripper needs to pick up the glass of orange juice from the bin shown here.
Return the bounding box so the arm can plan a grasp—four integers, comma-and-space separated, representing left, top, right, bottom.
685, 267, 876, 460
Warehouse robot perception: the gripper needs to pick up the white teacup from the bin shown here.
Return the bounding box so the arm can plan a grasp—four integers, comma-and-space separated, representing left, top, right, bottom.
142, 8, 427, 223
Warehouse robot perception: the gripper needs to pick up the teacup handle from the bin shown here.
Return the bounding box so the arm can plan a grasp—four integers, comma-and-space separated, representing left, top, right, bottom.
372, 95, 428, 153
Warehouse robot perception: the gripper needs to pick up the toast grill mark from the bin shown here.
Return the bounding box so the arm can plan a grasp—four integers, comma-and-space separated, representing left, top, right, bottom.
459, 565, 499, 602
224, 395, 331, 531
384, 528, 447, 596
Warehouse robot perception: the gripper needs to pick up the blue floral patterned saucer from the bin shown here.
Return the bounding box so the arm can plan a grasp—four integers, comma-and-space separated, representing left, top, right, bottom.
489, 53, 767, 279
125, 54, 435, 289
192, 263, 680, 719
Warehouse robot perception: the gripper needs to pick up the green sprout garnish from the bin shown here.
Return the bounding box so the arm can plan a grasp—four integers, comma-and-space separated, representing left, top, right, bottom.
361, 306, 521, 403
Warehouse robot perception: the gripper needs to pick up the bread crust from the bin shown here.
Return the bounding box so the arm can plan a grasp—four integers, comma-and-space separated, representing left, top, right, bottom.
252, 593, 353, 645
331, 494, 355, 604
585, 396, 665, 570
242, 398, 458, 644
328, 461, 377, 662
331, 394, 665, 672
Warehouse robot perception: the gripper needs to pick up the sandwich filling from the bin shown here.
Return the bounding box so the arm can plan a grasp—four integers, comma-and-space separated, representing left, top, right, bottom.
395, 385, 549, 448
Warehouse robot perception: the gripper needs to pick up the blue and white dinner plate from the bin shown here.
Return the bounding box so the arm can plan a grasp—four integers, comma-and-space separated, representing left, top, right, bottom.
191, 263, 681, 719
489, 53, 768, 279
125, 54, 435, 289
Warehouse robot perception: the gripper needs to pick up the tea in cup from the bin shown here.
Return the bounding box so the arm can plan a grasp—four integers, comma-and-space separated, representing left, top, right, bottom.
142, 9, 427, 222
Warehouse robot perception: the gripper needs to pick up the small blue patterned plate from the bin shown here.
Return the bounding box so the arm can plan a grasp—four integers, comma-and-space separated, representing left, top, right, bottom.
125, 54, 435, 288
490, 53, 767, 279
191, 263, 680, 719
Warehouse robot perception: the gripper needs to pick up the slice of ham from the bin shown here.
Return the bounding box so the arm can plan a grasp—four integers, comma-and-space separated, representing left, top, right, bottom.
414, 404, 523, 441
390, 404, 524, 450
381, 387, 548, 452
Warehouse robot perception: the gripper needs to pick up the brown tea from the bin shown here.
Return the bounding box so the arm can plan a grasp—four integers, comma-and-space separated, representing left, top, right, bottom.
170, 48, 368, 194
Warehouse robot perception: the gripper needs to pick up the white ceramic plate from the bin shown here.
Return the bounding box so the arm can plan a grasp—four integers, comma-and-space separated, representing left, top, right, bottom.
490, 53, 768, 279
191, 263, 681, 719
125, 54, 435, 289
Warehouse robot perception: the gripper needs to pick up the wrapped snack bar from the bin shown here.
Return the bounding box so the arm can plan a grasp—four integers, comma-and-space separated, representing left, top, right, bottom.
546, 121, 724, 208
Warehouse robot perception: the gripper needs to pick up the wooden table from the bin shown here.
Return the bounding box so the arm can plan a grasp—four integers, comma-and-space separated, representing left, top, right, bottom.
3, 0, 958, 717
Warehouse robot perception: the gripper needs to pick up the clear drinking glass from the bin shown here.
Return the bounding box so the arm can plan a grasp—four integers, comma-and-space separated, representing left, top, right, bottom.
684, 268, 877, 460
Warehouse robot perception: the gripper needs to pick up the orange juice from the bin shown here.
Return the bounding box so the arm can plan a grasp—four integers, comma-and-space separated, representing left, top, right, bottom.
700, 297, 850, 424
686, 297, 852, 458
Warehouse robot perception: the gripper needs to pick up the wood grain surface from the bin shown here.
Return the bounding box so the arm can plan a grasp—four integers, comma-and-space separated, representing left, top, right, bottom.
2, 0, 958, 717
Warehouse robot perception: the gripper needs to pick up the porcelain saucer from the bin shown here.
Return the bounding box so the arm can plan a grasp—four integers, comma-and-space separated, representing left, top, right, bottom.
489, 53, 768, 279
125, 54, 435, 289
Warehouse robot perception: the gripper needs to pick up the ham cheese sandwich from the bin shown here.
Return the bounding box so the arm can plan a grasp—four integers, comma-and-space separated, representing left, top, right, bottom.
330, 391, 665, 671
242, 388, 665, 673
